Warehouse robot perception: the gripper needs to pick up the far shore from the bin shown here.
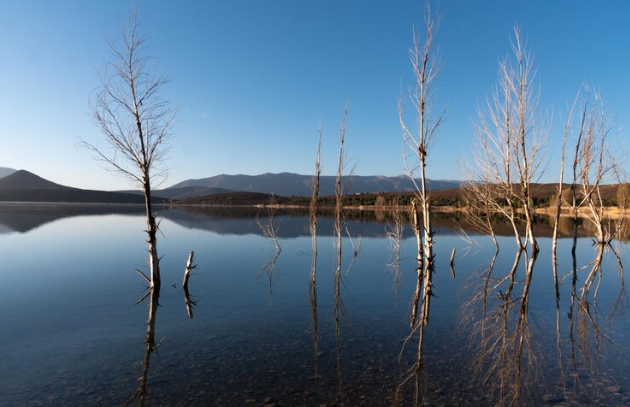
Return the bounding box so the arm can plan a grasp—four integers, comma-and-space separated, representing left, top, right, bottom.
168, 201, 630, 220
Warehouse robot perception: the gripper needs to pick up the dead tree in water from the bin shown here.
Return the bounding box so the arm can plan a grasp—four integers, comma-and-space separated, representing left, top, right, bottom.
257, 196, 282, 299
552, 93, 579, 299
182, 251, 197, 319
572, 89, 617, 244
334, 104, 350, 282
396, 4, 444, 402
309, 124, 322, 381
310, 124, 322, 279
81, 9, 177, 289
399, 4, 444, 332
333, 105, 351, 400
475, 26, 547, 253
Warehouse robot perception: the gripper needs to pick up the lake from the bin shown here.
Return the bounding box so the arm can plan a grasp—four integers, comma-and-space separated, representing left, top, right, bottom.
0, 204, 628, 407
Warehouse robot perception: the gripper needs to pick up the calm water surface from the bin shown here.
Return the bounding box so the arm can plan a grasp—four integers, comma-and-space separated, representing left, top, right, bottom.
0, 205, 628, 407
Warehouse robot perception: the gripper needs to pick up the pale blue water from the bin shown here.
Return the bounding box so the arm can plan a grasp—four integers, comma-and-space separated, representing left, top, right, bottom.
0, 205, 628, 406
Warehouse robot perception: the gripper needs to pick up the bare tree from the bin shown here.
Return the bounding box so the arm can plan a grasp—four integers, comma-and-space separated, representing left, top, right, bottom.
473, 25, 547, 259
399, 5, 445, 322
572, 89, 617, 244
334, 103, 350, 283
309, 124, 322, 382
81, 10, 177, 288
396, 5, 444, 401
552, 92, 579, 299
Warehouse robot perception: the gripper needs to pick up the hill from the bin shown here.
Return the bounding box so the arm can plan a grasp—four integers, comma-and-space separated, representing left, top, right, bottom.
0, 167, 16, 179
0, 170, 166, 204
167, 172, 460, 197
0, 170, 67, 189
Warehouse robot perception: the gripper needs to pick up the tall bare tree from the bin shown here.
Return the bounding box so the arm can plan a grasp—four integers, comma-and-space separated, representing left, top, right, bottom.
399, 2, 444, 331
81, 10, 177, 288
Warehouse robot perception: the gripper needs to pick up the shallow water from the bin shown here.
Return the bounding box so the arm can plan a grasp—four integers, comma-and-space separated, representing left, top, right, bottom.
0, 205, 628, 407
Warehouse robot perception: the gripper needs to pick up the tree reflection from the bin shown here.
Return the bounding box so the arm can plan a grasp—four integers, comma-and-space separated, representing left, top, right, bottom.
126, 288, 160, 407
460, 245, 541, 407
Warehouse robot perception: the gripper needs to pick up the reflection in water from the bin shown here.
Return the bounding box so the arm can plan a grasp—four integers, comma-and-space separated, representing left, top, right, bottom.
257, 205, 282, 300
460, 241, 543, 407
126, 288, 160, 407
461, 231, 627, 406
469, 247, 538, 407
396, 200, 434, 406
560, 242, 625, 405
385, 202, 406, 296
4, 206, 630, 407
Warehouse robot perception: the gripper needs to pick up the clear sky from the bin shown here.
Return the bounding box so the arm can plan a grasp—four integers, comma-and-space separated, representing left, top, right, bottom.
1, 1, 629, 190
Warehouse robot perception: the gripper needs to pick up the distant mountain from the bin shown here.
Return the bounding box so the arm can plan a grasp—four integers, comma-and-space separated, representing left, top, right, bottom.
0, 170, 66, 189
0, 167, 16, 180
0, 170, 166, 204
119, 186, 234, 200
168, 172, 460, 197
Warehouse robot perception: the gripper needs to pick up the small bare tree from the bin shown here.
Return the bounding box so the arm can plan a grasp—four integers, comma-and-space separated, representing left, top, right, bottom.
573, 89, 616, 244
309, 124, 322, 383
81, 10, 177, 288
334, 103, 350, 282
552, 92, 579, 299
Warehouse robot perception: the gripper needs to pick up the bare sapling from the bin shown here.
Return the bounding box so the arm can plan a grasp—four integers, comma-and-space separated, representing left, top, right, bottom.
257, 196, 282, 255
334, 104, 349, 282
257, 196, 282, 299
552, 92, 579, 300
574, 89, 617, 245
81, 9, 177, 289
309, 123, 322, 382
310, 123, 323, 265
333, 105, 351, 400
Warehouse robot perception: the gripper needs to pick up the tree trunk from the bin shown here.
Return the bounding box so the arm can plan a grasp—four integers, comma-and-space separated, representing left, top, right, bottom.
143, 179, 160, 289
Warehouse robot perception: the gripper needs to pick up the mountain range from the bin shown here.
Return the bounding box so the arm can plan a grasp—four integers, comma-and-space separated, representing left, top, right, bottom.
0, 168, 461, 203
167, 172, 460, 197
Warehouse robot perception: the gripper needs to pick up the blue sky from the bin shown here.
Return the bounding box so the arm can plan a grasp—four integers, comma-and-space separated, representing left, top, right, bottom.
0, 1, 629, 190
